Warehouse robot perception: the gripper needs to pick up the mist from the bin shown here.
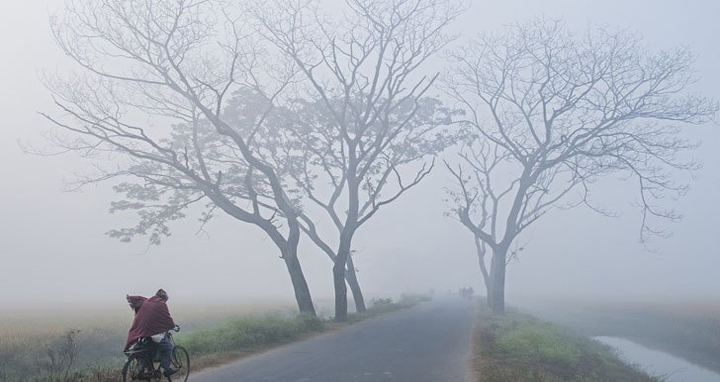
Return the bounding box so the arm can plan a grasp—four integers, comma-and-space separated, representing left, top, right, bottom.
0, 0, 717, 310
2, 1, 720, 382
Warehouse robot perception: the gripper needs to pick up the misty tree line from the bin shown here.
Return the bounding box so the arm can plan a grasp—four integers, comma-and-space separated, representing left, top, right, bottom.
41, 0, 716, 318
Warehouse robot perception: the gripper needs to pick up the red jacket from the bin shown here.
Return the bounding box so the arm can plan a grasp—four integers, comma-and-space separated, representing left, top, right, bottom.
124, 295, 176, 351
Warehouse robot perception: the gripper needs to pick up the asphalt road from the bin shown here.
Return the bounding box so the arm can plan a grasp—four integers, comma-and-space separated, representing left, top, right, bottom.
191, 297, 476, 382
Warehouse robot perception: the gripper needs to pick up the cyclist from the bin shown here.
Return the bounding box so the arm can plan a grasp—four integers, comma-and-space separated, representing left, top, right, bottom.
124, 289, 177, 377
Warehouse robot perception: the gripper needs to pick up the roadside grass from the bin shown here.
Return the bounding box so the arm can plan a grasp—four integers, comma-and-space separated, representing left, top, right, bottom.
177, 313, 326, 371
0, 368, 120, 382
471, 302, 658, 382
348, 293, 433, 322
516, 298, 720, 374
0, 295, 429, 382
181, 313, 325, 355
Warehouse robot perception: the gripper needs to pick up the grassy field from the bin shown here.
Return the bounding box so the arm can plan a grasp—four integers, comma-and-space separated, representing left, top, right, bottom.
471, 302, 658, 382
0, 301, 296, 381
515, 298, 720, 374
0, 295, 428, 382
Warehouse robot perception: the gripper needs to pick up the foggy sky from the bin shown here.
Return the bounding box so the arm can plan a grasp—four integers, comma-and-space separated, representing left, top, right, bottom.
1, 0, 718, 308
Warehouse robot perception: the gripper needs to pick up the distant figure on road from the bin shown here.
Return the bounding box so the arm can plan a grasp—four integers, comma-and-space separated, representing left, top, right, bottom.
125, 289, 177, 377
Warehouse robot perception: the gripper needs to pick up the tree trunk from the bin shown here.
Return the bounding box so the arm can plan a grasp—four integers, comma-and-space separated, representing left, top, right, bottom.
282, 247, 316, 316
333, 260, 348, 321
488, 246, 508, 314
335, 166, 360, 322
346, 254, 366, 313
333, 231, 354, 322
481, 264, 493, 308
474, 238, 493, 307
296, 217, 366, 313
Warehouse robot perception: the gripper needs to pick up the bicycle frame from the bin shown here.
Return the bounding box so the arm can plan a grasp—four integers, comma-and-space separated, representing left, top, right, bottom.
124, 334, 171, 379
123, 327, 187, 382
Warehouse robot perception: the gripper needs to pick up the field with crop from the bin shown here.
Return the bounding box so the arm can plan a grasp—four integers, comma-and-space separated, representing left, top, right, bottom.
0, 300, 297, 380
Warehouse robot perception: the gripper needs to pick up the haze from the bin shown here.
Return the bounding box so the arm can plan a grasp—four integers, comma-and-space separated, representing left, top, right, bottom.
1, 0, 718, 310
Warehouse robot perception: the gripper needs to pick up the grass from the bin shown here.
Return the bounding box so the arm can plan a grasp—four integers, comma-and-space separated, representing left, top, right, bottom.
471, 301, 658, 382
181, 313, 325, 355
348, 294, 433, 322
516, 298, 720, 374
0, 295, 430, 382
177, 313, 326, 372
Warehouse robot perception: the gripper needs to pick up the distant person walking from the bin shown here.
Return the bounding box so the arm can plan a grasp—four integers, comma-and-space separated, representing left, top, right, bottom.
125, 289, 177, 377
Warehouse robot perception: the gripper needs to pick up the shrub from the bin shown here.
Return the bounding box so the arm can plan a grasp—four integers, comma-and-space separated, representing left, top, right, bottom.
370, 298, 394, 308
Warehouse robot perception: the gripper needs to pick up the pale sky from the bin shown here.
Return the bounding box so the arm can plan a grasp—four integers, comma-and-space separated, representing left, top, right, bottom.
1, 0, 718, 308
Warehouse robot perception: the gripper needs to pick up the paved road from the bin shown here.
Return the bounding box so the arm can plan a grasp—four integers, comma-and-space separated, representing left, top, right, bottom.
191, 297, 475, 382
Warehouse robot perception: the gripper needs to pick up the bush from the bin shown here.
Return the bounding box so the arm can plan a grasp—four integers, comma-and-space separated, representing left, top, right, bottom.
370, 298, 394, 308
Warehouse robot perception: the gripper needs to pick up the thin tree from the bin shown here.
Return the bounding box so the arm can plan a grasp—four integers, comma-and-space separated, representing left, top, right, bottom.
443, 19, 717, 313
42, 0, 317, 314
253, 0, 460, 321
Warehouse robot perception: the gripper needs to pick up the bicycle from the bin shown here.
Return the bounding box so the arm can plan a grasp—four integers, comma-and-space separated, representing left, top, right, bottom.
122, 325, 190, 382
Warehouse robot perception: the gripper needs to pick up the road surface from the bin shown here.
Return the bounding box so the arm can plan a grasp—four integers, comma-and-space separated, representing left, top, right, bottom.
191, 297, 475, 382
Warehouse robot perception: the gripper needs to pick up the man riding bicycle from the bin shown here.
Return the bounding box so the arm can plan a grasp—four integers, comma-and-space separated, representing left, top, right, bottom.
125, 289, 177, 377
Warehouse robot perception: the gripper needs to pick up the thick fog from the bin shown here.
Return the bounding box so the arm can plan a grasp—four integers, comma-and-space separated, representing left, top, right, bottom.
1, 0, 718, 308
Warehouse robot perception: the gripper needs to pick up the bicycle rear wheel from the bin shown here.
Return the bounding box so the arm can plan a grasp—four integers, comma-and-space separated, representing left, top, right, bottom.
122, 355, 147, 382
170, 346, 190, 382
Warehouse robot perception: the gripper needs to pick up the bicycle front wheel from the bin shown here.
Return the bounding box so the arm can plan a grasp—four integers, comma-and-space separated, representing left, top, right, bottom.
170, 346, 190, 382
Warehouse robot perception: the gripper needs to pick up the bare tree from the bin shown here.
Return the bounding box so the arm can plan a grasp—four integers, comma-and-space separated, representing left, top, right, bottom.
444, 19, 717, 313
287, 96, 457, 316
114, 89, 373, 314
42, 0, 318, 315
253, 0, 460, 321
